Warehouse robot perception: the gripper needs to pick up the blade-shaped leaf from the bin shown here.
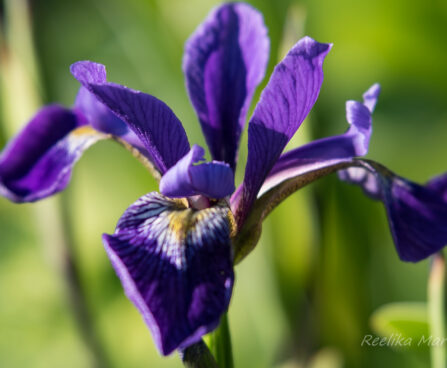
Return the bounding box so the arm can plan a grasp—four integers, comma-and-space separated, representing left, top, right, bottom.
370, 302, 430, 351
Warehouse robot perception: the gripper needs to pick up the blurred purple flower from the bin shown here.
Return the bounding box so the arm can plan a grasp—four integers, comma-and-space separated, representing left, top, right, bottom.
1, 1, 446, 357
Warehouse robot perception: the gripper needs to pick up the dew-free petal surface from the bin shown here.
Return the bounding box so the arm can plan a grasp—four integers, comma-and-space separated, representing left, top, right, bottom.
184, 2, 269, 169
103, 193, 234, 355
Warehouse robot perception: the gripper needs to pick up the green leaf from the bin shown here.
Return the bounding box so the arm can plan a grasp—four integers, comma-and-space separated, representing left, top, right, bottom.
370, 302, 430, 351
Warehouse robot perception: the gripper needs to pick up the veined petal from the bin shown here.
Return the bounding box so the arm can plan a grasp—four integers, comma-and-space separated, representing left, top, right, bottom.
103, 192, 235, 355
0, 105, 105, 203
184, 3, 269, 169
74, 86, 152, 161
254, 84, 380, 196
160, 145, 234, 199
235, 37, 331, 225
339, 161, 447, 262
74, 86, 129, 136
71, 61, 190, 174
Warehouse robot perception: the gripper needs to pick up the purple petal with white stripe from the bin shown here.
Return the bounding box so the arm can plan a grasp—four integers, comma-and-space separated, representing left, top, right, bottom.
337, 166, 382, 200
184, 3, 269, 169
235, 37, 331, 225
160, 145, 234, 199
339, 161, 447, 262
71, 61, 190, 174
0, 105, 104, 203
103, 192, 234, 355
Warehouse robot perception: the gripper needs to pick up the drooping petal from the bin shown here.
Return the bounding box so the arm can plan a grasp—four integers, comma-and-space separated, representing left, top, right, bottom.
103, 192, 235, 355
71, 61, 190, 174
427, 172, 447, 202
233, 158, 447, 264
0, 105, 105, 202
159, 145, 234, 199
183, 3, 269, 169
254, 83, 380, 196
339, 161, 447, 262
235, 37, 331, 225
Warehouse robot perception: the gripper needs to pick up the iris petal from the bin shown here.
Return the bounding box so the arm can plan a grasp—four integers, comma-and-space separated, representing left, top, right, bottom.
184, 3, 269, 170
160, 145, 234, 199
362, 83, 381, 113
74, 86, 151, 159
71, 61, 190, 174
103, 192, 234, 355
427, 172, 447, 202
0, 105, 104, 202
339, 162, 447, 262
235, 37, 331, 225
74, 86, 128, 136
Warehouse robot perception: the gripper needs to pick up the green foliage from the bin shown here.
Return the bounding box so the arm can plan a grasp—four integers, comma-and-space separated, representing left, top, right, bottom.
371, 302, 430, 351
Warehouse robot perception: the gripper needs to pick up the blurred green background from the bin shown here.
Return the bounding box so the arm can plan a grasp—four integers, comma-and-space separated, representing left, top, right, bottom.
0, 0, 446, 367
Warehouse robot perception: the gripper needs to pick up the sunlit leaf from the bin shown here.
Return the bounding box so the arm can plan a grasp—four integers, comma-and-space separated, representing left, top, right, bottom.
370, 302, 430, 351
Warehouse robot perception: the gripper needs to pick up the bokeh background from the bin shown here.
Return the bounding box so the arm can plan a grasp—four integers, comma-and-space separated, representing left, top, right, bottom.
1, 0, 447, 367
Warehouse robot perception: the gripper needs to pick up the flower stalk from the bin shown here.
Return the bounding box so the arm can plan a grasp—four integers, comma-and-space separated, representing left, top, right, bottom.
59, 195, 112, 368
428, 252, 446, 368
181, 340, 219, 368
208, 313, 234, 368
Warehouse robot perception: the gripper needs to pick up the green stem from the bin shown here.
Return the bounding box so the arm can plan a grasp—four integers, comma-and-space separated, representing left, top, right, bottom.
209, 313, 234, 368
31, 198, 112, 368
428, 252, 446, 368
181, 340, 218, 368
59, 195, 112, 368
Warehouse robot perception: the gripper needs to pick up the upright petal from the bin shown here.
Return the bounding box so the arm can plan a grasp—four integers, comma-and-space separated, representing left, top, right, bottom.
236, 37, 331, 225
362, 83, 381, 113
339, 161, 447, 262
160, 145, 235, 199
0, 105, 104, 202
74, 86, 129, 136
184, 3, 269, 170
255, 84, 380, 196
74, 86, 150, 157
71, 61, 190, 174
103, 192, 235, 355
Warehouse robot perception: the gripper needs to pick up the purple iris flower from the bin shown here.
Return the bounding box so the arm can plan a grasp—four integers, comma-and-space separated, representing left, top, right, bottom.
1, 1, 447, 357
